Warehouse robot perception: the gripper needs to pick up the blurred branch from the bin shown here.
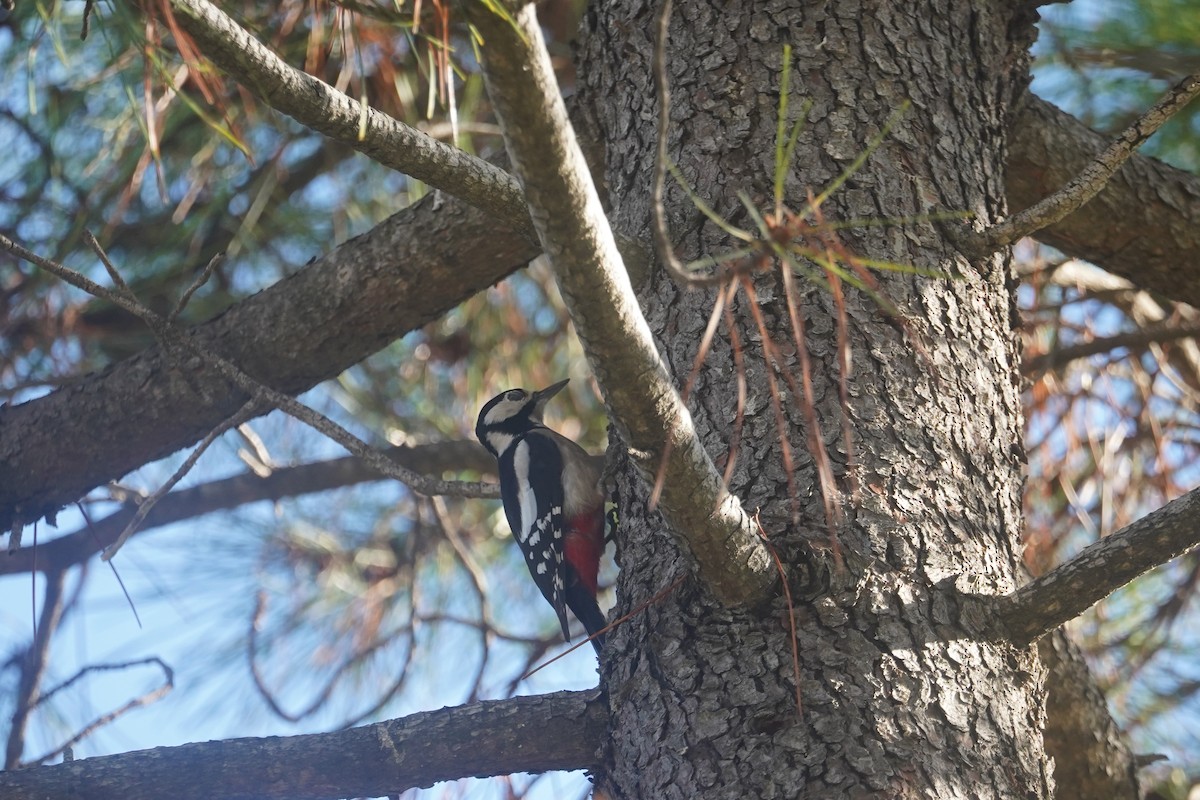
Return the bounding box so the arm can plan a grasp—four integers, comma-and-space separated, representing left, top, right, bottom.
1040, 631, 1139, 800
0, 689, 608, 800
1008, 95, 1200, 309
1, 441, 495, 576
23, 658, 175, 768
967, 71, 1200, 255
0, 235, 497, 562
5, 569, 66, 769
992, 486, 1200, 645
1023, 323, 1200, 375
468, 2, 776, 607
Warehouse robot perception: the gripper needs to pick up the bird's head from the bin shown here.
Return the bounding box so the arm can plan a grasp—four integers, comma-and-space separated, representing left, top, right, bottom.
475, 379, 569, 457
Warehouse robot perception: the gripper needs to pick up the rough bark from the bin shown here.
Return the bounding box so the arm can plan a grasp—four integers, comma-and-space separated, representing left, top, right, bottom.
0, 192, 534, 532
580, 2, 1048, 797
0, 690, 606, 800
1040, 631, 1139, 800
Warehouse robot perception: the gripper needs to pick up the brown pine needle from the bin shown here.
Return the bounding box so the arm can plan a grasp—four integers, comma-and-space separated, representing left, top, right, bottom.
650, 280, 732, 509
756, 516, 803, 718
738, 275, 801, 522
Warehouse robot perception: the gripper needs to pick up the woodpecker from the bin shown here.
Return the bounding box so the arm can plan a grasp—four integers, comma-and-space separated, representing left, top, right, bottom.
476, 379, 608, 655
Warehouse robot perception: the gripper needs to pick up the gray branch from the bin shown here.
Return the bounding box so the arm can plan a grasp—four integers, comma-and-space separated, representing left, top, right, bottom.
1, 441, 496, 576
969, 71, 1200, 254
467, 3, 776, 607
0, 690, 607, 800
1008, 94, 1200, 310
993, 487, 1200, 645
0, 190, 535, 533
1022, 323, 1200, 375
167, 0, 530, 231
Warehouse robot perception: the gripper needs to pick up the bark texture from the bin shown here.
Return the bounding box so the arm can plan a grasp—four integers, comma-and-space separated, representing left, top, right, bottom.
0, 690, 606, 799
578, 2, 1049, 797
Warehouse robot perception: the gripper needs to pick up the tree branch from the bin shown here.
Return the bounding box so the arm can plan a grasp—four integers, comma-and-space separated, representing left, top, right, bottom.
993, 487, 1200, 645
157, 0, 650, 278
0, 690, 608, 800
1040, 631, 1140, 800
165, 0, 530, 232
968, 71, 1200, 255
1022, 323, 1200, 375
1007, 95, 1200, 309
1, 441, 496, 576
5, 569, 66, 770
467, 3, 776, 607
0, 189, 534, 533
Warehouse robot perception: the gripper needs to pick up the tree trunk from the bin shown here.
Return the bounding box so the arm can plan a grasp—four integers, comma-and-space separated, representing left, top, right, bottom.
578, 1, 1049, 797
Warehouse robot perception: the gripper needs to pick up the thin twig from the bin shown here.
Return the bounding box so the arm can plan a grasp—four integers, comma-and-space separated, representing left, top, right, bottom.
83, 231, 135, 299
965, 71, 1200, 255
520, 574, 687, 681
5, 569, 66, 769
77, 503, 142, 627
24, 659, 174, 767
103, 398, 261, 561
170, 252, 224, 323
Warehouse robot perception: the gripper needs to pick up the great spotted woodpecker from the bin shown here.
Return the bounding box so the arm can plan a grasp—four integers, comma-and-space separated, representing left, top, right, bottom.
476, 379, 608, 655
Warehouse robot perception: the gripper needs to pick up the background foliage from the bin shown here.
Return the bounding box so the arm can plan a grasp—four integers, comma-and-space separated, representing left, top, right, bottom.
1, 0, 1198, 796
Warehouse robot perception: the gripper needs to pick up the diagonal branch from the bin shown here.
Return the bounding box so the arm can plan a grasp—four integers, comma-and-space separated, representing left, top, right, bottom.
165, 0, 530, 231
158, 0, 650, 277
5, 569, 66, 770
0, 689, 607, 800
1022, 323, 1200, 375
0, 189, 534, 533
1007, 94, 1200, 310
969, 71, 1200, 255
0, 235, 496, 561
467, 3, 775, 607
992, 486, 1200, 645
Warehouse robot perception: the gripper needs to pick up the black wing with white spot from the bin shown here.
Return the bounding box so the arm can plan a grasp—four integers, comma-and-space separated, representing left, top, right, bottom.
498, 430, 572, 640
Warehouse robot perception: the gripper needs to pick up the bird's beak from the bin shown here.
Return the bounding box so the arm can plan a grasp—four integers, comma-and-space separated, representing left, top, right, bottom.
534, 379, 570, 404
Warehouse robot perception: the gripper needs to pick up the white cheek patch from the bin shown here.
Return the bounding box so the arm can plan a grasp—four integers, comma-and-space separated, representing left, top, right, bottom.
484, 400, 520, 427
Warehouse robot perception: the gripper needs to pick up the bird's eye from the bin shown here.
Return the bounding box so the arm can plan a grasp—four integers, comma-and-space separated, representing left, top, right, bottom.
505, 390, 526, 402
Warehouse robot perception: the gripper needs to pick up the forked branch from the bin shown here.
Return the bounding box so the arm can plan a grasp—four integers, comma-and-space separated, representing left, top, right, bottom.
966, 71, 1200, 255
467, 2, 776, 607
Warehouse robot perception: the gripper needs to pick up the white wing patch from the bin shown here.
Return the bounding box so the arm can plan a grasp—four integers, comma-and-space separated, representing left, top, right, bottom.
512, 441, 537, 543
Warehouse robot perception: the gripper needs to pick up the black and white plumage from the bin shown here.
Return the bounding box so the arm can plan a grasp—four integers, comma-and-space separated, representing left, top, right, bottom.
476, 380, 608, 655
